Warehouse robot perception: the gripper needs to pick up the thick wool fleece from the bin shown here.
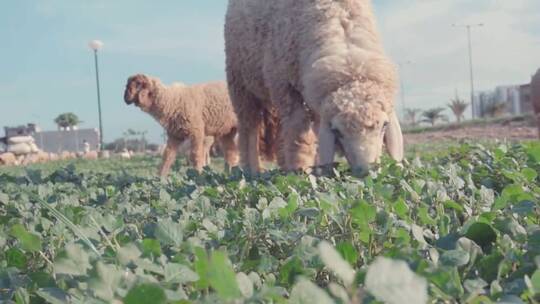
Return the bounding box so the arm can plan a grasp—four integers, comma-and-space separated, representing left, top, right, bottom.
225, 0, 397, 172
127, 75, 239, 174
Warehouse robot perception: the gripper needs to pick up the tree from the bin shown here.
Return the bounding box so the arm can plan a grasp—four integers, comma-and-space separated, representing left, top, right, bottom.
448, 97, 468, 123
54, 113, 80, 130
405, 108, 422, 127
422, 108, 447, 127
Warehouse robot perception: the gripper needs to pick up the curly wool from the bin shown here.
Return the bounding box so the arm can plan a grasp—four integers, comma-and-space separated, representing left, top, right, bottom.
225, 0, 397, 170
143, 77, 238, 140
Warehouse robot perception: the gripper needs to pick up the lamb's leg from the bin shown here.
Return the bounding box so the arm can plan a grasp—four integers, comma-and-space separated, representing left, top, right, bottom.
159, 137, 181, 177
280, 92, 317, 171
219, 131, 239, 172
189, 133, 205, 172
203, 136, 215, 167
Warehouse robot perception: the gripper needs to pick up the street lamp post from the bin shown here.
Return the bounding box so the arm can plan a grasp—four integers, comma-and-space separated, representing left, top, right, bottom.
453, 23, 484, 119
88, 40, 104, 150
397, 61, 413, 121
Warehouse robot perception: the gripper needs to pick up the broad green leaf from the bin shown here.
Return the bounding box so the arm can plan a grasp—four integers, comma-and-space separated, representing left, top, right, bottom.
318, 241, 355, 286
335, 242, 358, 266
279, 193, 299, 219
464, 222, 497, 250
236, 272, 254, 298
6, 248, 27, 269
154, 219, 183, 247
289, 278, 334, 304
9, 224, 42, 253
141, 238, 162, 257
440, 250, 470, 267
165, 263, 199, 284
124, 284, 166, 304
54, 243, 91, 276
208, 251, 241, 300
35, 288, 70, 304
365, 257, 428, 304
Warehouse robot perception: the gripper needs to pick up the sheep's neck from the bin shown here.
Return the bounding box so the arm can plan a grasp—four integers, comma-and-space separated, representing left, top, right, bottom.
149, 85, 190, 138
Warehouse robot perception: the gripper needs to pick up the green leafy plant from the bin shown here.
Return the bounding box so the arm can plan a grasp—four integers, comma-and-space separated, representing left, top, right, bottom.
0, 142, 539, 303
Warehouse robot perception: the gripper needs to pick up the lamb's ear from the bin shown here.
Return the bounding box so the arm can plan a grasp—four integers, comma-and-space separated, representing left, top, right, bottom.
384, 111, 404, 162
318, 122, 336, 166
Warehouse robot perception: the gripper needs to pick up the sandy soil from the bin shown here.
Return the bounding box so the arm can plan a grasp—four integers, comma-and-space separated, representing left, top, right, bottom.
404, 121, 539, 146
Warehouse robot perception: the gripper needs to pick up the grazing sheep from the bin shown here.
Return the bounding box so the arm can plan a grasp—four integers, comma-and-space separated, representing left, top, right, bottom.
0, 152, 16, 166
225, 0, 404, 175
531, 69, 540, 138
124, 74, 240, 176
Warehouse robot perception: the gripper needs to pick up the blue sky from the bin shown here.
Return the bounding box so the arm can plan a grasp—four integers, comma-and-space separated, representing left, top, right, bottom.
1, 1, 540, 143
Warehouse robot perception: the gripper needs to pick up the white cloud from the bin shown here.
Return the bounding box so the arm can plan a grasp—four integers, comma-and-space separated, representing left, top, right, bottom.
376, 0, 540, 118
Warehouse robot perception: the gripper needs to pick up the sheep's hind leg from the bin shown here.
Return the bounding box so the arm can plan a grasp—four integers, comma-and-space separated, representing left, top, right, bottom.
231, 91, 262, 174
159, 137, 181, 177
219, 130, 239, 172
280, 91, 317, 171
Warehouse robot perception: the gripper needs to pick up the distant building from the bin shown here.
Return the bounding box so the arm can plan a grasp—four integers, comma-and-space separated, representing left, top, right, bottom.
2, 123, 101, 153
4, 123, 39, 138
474, 84, 534, 118
519, 84, 535, 114
33, 129, 100, 153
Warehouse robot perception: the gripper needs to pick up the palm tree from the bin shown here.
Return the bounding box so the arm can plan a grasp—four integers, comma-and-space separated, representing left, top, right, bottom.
422, 108, 447, 127
405, 108, 422, 127
448, 97, 468, 123
54, 113, 80, 130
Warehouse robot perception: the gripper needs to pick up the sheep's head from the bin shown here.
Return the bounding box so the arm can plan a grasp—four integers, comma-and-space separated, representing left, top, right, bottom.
124, 74, 157, 113
318, 83, 403, 176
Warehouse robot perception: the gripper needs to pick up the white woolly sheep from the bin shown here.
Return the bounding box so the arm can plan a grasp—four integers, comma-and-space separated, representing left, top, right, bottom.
225, 0, 404, 175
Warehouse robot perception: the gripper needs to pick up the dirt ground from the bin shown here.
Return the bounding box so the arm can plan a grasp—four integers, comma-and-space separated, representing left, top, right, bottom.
404, 120, 539, 145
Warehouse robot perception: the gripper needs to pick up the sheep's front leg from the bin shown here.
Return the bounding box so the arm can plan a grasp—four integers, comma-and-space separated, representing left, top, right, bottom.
203, 136, 215, 167
219, 131, 239, 171
159, 137, 181, 177
280, 94, 317, 171
189, 133, 205, 172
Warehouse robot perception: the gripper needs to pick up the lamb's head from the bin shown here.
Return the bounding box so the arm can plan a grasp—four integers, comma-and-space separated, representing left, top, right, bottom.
124, 74, 158, 113
318, 83, 403, 176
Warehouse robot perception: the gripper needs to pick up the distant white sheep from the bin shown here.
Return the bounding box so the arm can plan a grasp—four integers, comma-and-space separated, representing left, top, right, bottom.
225, 0, 403, 175
0, 152, 17, 166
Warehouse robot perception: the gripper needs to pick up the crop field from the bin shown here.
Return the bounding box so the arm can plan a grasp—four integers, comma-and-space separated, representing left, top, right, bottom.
1, 142, 540, 303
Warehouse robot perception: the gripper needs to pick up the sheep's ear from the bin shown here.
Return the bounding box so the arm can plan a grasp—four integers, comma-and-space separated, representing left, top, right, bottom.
384, 111, 404, 162
317, 122, 336, 166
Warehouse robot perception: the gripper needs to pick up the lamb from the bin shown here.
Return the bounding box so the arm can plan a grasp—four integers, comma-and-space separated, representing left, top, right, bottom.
225, 0, 404, 175
124, 74, 240, 176
531, 69, 540, 138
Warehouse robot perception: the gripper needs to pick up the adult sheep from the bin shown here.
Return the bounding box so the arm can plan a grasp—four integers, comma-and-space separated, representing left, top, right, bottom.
124, 74, 240, 176
225, 0, 404, 175
531, 69, 540, 138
